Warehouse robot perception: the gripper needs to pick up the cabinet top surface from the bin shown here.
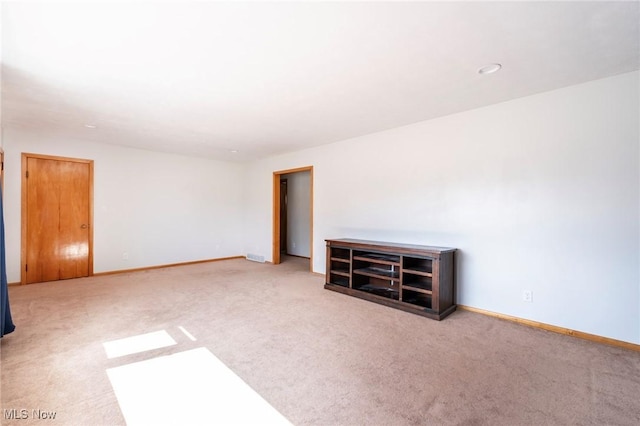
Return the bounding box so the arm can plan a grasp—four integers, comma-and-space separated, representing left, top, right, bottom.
326, 238, 456, 253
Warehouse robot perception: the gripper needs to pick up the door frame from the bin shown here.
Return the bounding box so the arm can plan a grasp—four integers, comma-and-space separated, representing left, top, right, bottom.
272, 166, 313, 270
21, 153, 94, 284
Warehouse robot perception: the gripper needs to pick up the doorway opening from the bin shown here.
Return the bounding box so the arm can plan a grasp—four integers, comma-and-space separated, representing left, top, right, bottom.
279, 179, 288, 255
1, 148, 4, 189
272, 166, 313, 271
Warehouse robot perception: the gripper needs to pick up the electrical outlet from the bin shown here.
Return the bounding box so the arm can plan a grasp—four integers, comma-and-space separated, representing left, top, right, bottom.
523, 290, 533, 303
122, 252, 129, 260
292, 242, 296, 249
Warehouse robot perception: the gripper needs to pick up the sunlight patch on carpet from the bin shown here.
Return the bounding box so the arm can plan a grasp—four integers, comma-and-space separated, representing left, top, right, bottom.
103, 330, 177, 359
178, 325, 197, 341
106, 347, 292, 425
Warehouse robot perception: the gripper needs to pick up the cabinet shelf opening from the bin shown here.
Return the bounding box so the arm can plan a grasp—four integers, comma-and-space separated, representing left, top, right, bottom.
403, 256, 433, 274
329, 274, 349, 287
402, 290, 432, 309
353, 251, 400, 265
353, 275, 399, 300
353, 267, 399, 281
402, 273, 432, 292
331, 248, 351, 261
330, 260, 350, 274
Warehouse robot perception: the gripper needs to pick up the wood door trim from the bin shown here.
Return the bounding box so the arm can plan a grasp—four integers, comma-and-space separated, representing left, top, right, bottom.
272, 166, 313, 271
21, 153, 94, 285
22, 152, 92, 163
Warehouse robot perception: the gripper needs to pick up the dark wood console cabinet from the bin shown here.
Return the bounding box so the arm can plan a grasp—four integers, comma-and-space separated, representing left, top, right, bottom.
325, 239, 457, 320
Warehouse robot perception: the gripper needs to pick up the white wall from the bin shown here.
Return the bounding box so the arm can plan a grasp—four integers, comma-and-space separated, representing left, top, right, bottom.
282, 171, 311, 257
243, 71, 640, 344
3, 128, 245, 282
3, 72, 638, 344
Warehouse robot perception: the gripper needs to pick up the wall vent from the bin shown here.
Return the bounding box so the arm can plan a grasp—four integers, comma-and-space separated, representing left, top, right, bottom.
246, 253, 265, 263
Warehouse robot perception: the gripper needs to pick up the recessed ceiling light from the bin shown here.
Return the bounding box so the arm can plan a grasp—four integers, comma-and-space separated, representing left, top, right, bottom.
478, 63, 502, 75
230, 150, 238, 154
84, 124, 97, 129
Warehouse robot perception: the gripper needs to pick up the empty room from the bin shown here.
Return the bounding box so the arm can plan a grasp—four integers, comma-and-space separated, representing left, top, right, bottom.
1, 1, 639, 425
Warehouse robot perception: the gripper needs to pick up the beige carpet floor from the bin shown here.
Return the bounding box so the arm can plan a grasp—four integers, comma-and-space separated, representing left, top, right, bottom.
1, 256, 639, 425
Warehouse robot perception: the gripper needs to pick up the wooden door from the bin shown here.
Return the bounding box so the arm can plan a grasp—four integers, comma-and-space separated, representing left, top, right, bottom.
22, 154, 93, 284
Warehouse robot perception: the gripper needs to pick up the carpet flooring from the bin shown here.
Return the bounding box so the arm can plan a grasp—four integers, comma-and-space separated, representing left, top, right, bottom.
1, 256, 639, 425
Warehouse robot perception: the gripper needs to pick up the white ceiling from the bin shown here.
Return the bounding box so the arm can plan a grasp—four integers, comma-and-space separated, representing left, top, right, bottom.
2, 1, 639, 162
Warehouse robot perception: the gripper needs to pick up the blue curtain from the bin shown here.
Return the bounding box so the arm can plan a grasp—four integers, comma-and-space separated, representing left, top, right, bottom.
1, 184, 15, 337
